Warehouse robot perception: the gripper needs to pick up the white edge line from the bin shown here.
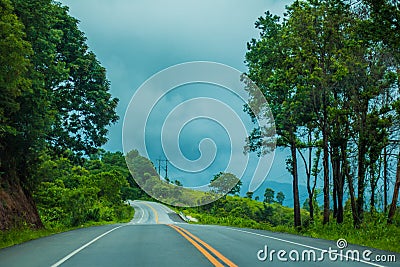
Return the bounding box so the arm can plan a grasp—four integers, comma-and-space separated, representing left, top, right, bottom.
137, 203, 145, 224
50, 225, 124, 267
130, 202, 145, 224
156, 203, 173, 214
224, 227, 385, 267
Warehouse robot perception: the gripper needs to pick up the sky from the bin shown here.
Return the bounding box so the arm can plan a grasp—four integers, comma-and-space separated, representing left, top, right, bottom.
59, 0, 303, 200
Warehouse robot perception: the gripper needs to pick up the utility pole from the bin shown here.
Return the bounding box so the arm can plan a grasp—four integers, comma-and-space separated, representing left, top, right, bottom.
157, 158, 161, 176
156, 157, 169, 181
165, 158, 168, 180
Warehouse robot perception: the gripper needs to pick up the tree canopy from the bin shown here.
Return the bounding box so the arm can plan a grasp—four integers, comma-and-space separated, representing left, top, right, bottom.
245, 0, 399, 227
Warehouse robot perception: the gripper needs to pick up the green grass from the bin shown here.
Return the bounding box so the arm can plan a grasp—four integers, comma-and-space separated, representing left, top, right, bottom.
300, 214, 400, 253
181, 209, 400, 253
0, 205, 134, 249
182, 211, 298, 233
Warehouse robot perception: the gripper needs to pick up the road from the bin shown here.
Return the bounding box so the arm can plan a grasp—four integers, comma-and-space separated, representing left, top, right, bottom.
0, 200, 398, 266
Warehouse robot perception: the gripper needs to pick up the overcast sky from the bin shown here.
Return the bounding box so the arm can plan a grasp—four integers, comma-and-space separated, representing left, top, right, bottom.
59, 0, 301, 196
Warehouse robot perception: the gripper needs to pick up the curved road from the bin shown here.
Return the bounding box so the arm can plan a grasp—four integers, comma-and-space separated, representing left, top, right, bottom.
0, 200, 398, 266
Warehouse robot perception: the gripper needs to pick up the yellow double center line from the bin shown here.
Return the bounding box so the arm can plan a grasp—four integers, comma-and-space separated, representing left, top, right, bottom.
144, 203, 159, 224
168, 224, 238, 267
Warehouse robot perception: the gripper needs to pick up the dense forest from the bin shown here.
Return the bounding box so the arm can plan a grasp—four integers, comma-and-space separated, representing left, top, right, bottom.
0, 0, 120, 230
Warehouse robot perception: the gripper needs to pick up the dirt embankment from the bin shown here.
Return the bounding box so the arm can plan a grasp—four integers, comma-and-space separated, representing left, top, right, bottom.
0, 181, 43, 231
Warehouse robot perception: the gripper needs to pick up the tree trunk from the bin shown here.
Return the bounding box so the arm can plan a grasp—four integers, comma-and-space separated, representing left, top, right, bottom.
344, 156, 358, 227
337, 153, 344, 224
388, 151, 400, 224
333, 181, 338, 218
322, 127, 330, 224
331, 148, 339, 219
291, 140, 301, 228
308, 196, 314, 221
356, 111, 367, 227
384, 146, 388, 213
331, 145, 343, 223
298, 135, 315, 223
370, 164, 377, 213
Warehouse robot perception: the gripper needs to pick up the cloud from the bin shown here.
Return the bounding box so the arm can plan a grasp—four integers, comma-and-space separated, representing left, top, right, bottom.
59, 0, 296, 189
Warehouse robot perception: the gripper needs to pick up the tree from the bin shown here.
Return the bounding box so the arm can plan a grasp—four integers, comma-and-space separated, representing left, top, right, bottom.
245, 191, 254, 199
263, 188, 275, 204
276, 191, 285, 205
0, 0, 31, 140
356, 0, 400, 226
245, 10, 302, 228
174, 180, 183, 187
0, 0, 119, 230
10, 0, 118, 158
210, 172, 242, 196
388, 101, 400, 224
0, 0, 45, 230
388, 146, 400, 224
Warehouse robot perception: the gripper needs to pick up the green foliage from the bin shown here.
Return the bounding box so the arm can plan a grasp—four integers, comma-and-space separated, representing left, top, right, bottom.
0, 0, 120, 230
9, 0, 119, 157
245, 0, 399, 228
125, 150, 221, 206
210, 172, 242, 196
183, 195, 307, 227
33, 153, 133, 228
0, 0, 32, 138
276, 191, 285, 205
245, 191, 254, 199
181, 195, 400, 253
263, 188, 274, 203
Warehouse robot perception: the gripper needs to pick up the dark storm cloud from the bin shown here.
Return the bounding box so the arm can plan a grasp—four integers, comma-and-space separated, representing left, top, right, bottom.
59, 0, 297, 188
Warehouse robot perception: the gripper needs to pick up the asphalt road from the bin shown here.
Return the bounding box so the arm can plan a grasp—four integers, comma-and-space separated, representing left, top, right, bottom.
0, 200, 398, 267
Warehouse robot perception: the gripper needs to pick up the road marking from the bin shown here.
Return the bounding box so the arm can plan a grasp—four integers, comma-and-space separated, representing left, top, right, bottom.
134, 202, 145, 224
50, 225, 124, 267
225, 227, 385, 267
169, 224, 238, 267
176, 225, 238, 267
144, 202, 159, 224
169, 225, 224, 267
156, 202, 173, 214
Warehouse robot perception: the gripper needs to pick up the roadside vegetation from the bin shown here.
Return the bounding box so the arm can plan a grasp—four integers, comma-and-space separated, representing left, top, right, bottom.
179, 192, 400, 253
0, 0, 139, 249
0, 151, 136, 249
33, 151, 135, 228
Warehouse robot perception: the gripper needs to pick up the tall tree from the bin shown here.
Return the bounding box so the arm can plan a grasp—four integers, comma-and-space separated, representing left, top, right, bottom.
11, 0, 119, 157
0, 0, 119, 229
0, 0, 45, 230
282, 0, 351, 225
245, 11, 302, 227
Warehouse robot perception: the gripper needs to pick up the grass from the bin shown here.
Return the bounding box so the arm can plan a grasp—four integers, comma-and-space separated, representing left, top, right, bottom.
0, 205, 134, 249
300, 214, 400, 253
181, 210, 400, 253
